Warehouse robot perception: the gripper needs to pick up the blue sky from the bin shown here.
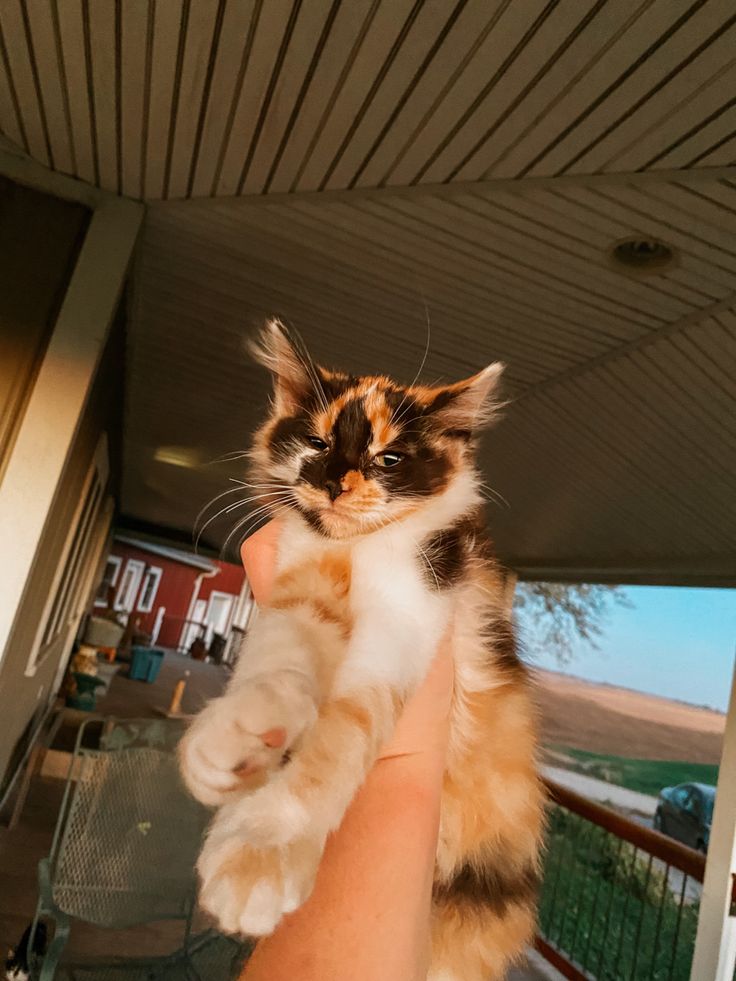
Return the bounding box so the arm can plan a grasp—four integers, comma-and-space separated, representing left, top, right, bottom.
525, 587, 736, 713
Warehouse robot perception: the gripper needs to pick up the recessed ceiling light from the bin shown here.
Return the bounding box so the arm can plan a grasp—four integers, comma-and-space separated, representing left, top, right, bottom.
154, 446, 200, 469
609, 237, 677, 275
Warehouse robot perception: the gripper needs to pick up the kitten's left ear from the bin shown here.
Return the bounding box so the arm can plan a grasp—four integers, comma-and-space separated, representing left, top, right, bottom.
249, 318, 323, 414
427, 362, 505, 433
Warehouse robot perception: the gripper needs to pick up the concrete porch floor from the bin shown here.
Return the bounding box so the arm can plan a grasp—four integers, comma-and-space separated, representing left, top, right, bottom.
0, 652, 557, 979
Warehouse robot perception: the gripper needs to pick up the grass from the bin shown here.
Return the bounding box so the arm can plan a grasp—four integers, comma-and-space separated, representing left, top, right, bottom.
540, 808, 699, 980
555, 747, 719, 798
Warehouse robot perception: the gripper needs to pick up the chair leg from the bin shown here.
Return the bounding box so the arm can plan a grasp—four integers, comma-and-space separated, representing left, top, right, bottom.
36, 859, 72, 981
37, 918, 71, 981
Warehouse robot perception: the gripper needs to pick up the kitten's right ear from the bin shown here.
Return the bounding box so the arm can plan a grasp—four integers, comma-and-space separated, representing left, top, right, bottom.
249, 319, 320, 414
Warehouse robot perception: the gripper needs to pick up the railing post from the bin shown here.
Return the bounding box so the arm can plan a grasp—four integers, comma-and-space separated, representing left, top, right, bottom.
690, 652, 736, 981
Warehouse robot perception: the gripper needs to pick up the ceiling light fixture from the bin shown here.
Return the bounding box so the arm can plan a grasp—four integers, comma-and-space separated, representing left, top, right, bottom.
609, 237, 677, 275
153, 446, 200, 469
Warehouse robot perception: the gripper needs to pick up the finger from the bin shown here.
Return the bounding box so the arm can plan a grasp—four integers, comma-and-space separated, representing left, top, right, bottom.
241, 519, 283, 605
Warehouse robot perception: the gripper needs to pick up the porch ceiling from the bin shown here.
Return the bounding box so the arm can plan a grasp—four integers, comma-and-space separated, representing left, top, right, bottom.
2, 0, 735, 584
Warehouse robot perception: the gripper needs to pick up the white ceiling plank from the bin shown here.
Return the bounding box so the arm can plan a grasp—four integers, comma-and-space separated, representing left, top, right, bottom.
86, 0, 118, 193
491, 1, 705, 180
291, 0, 424, 192
142, 213, 551, 384
456, 0, 653, 182
265, 0, 376, 193
599, 60, 736, 173
165, 0, 222, 200
557, 185, 736, 294
280, 195, 631, 353
402, 193, 694, 323
0, 0, 50, 166
565, 16, 736, 175
613, 348, 736, 499
213, 0, 295, 197
196, 198, 610, 364
385, 0, 550, 188
419, 2, 605, 185
558, 365, 730, 544
23, 0, 74, 174
0, 15, 25, 148
692, 133, 736, 168
540, 0, 735, 174
667, 331, 736, 434
54, 0, 95, 183
468, 186, 722, 307
525, 183, 736, 300
143, 0, 186, 199
241, 0, 336, 195
356, 0, 513, 188
119, 0, 149, 198
323, 0, 467, 191
355, 196, 660, 334
602, 182, 736, 268
188, 0, 258, 197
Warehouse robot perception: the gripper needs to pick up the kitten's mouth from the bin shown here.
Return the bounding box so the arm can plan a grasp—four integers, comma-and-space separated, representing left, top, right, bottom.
291, 485, 383, 537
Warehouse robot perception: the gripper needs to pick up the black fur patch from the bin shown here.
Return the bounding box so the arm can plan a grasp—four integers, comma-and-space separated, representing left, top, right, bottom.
269, 413, 310, 453
374, 442, 452, 498
420, 513, 484, 588
492, 616, 525, 677
422, 526, 468, 588
298, 398, 374, 493
433, 859, 538, 916
333, 398, 372, 467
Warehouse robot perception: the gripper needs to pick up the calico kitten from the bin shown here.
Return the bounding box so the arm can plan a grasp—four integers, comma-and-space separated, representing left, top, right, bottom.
180, 320, 544, 981
5, 923, 46, 981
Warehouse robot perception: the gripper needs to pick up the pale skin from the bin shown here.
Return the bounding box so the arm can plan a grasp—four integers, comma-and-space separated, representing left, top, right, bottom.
237, 519, 453, 981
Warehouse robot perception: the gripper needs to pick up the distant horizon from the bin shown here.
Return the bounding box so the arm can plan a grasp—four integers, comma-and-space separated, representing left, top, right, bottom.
517, 585, 735, 714
535, 664, 727, 717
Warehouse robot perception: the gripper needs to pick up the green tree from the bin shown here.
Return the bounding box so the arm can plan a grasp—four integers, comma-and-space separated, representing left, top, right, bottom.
514, 583, 630, 665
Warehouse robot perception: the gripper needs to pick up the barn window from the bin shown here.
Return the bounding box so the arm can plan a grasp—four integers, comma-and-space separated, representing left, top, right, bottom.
114, 560, 145, 612
137, 567, 162, 613
94, 555, 122, 607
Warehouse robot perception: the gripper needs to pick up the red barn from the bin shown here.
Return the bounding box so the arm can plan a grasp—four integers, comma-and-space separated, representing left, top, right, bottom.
96, 536, 248, 652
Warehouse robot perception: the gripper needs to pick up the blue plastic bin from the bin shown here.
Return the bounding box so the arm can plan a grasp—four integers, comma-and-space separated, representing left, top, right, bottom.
129, 646, 165, 684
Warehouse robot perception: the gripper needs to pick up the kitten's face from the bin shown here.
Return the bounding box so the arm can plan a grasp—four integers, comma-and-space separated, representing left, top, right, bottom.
249, 321, 503, 539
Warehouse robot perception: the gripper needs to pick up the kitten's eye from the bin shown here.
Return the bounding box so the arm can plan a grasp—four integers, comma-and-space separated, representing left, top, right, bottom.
307, 436, 329, 451
374, 451, 404, 468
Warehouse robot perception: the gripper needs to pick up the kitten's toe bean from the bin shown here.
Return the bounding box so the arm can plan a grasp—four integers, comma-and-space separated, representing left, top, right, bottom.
180, 689, 307, 805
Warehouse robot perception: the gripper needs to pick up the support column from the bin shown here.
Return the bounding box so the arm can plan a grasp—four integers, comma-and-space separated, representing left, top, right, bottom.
690, 652, 736, 980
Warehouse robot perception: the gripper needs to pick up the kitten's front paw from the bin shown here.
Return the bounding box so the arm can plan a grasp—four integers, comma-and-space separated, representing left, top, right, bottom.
180, 687, 309, 807
227, 780, 311, 846
198, 825, 322, 936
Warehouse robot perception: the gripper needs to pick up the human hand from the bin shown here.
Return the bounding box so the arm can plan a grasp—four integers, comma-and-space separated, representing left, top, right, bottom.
240, 522, 453, 764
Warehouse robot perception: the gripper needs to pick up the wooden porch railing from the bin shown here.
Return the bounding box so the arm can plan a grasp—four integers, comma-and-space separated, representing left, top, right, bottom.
535, 778, 732, 981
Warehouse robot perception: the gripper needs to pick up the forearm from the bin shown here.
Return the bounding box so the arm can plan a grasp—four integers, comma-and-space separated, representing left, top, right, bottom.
241, 751, 444, 981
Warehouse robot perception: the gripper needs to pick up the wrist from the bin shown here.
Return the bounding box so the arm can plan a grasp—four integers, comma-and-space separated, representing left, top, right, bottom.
373, 746, 447, 791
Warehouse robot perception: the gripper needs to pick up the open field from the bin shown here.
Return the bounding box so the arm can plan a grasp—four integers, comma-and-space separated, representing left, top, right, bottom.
554, 747, 719, 798
535, 670, 724, 765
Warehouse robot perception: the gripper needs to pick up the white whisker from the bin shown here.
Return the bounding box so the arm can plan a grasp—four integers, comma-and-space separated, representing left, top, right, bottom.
390, 295, 432, 428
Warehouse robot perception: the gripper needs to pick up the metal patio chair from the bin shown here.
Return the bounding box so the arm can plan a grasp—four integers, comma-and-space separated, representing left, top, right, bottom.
30, 718, 249, 980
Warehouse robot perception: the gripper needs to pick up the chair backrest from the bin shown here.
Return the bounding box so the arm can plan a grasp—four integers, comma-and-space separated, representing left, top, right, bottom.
50, 718, 209, 929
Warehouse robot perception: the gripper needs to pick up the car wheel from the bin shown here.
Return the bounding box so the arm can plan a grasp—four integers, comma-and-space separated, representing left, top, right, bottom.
653, 809, 663, 831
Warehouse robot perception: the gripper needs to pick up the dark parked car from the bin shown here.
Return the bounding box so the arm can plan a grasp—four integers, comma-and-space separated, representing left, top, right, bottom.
654, 782, 715, 853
